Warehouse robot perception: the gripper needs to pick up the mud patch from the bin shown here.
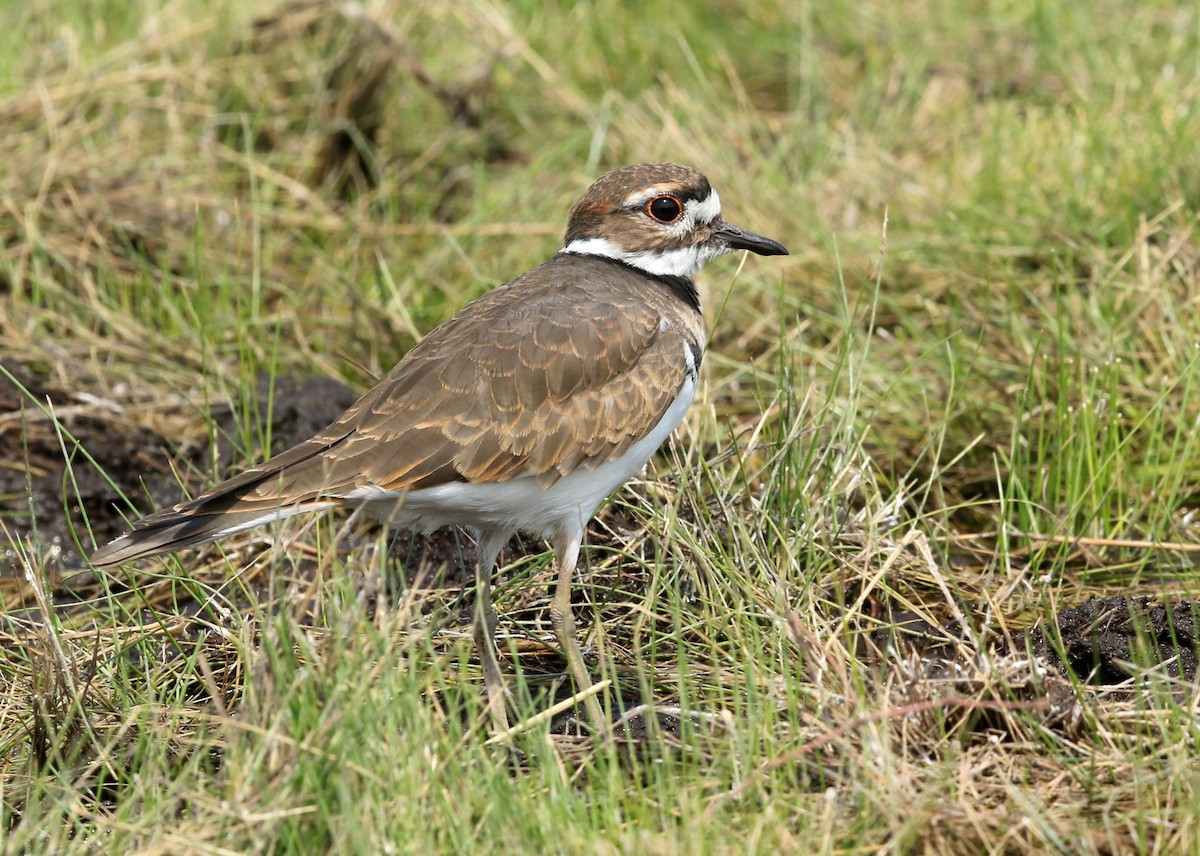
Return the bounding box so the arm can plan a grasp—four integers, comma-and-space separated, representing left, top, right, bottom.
1, 359, 359, 572
1029, 595, 1200, 685
860, 593, 1200, 688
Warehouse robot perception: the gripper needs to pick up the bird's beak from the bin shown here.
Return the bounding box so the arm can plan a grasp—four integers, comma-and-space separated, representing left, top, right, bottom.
715, 223, 789, 257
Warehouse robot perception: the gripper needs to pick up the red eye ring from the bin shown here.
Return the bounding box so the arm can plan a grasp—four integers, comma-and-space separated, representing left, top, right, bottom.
646, 195, 684, 224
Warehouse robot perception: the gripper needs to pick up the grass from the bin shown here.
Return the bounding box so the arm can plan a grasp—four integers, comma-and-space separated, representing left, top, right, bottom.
3, 0, 1200, 851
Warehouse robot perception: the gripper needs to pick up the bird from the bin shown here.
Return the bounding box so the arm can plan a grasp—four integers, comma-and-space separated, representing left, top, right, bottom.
90, 162, 788, 732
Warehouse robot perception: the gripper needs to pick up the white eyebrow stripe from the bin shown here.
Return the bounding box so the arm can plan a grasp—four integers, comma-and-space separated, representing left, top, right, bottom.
623, 188, 665, 208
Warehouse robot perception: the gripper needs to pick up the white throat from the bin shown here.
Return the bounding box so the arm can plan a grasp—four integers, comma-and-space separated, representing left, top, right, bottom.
560, 238, 728, 278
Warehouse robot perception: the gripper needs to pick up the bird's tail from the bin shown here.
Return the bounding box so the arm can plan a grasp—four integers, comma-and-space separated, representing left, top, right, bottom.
90, 435, 347, 567
89, 501, 327, 567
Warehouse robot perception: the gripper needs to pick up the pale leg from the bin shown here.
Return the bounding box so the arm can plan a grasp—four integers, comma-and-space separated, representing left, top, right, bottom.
548, 525, 605, 726
473, 531, 510, 733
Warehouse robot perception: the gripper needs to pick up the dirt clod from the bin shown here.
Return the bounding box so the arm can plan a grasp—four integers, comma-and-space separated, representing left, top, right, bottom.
1029, 594, 1200, 685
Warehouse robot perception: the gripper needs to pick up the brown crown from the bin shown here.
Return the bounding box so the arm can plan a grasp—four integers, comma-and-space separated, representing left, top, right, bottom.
563, 162, 714, 247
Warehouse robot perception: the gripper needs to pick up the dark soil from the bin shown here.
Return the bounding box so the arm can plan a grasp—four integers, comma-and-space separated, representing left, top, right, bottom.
863, 594, 1200, 688
1028, 595, 1200, 685
3, 359, 171, 570
1, 358, 359, 572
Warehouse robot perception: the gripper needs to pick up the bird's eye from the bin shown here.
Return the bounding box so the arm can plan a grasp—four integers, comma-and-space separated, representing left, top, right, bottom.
646, 195, 684, 224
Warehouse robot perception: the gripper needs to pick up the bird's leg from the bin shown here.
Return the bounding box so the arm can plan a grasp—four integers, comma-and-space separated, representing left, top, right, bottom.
473, 533, 510, 734
548, 528, 605, 726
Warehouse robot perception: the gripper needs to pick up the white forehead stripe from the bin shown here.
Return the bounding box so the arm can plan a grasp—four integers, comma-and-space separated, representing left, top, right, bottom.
686, 191, 721, 225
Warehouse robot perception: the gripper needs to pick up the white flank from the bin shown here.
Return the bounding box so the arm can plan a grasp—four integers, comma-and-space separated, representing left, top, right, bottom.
343, 373, 698, 541
682, 338, 698, 378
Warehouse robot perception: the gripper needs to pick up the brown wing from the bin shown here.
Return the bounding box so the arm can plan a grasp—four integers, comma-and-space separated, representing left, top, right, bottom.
246, 254, 697, 502
146, 255, 692, 510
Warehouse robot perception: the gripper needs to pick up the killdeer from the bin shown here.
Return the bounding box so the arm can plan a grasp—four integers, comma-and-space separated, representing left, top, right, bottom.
91, 162, 788, 731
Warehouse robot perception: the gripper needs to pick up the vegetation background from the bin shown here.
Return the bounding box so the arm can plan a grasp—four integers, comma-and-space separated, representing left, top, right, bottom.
2, 0, 1199, 852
